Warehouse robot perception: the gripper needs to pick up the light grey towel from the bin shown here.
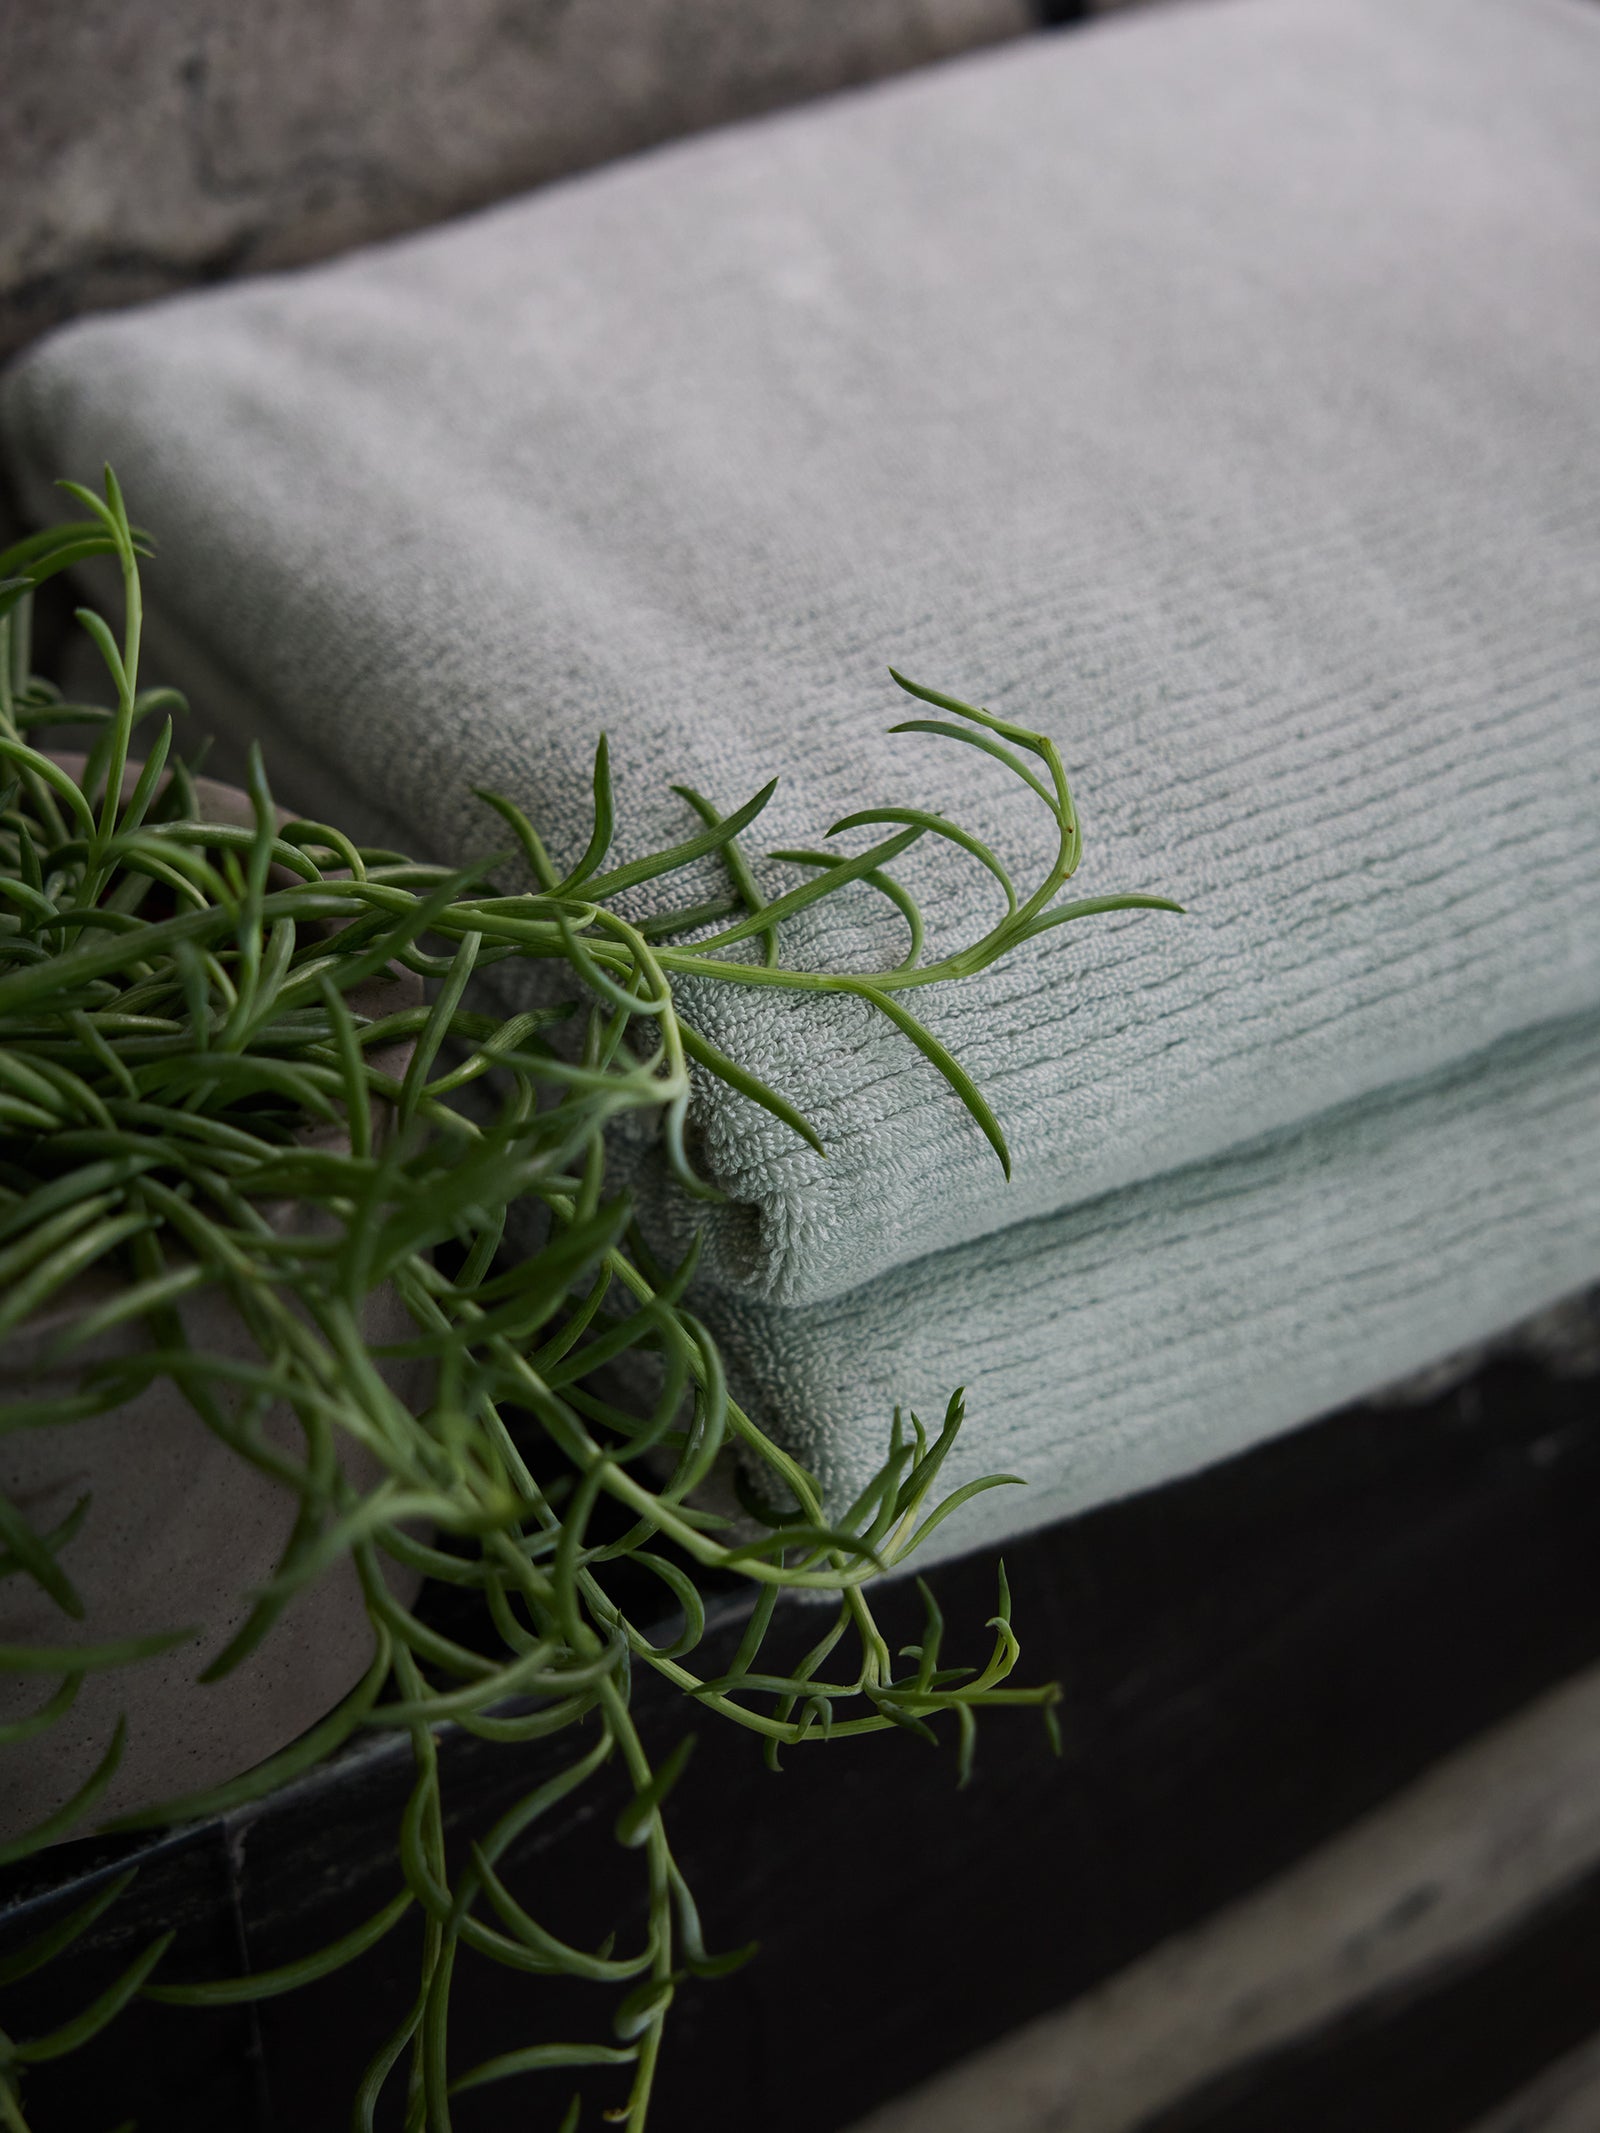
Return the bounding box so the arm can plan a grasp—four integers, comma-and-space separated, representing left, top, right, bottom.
4, 0, 1599, 1554
710, 1007, 1600, 1565
4, 0, 1598, 1313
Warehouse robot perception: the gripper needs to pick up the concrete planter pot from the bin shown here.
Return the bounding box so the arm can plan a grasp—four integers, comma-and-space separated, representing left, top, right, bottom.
0, 765, 426, 1846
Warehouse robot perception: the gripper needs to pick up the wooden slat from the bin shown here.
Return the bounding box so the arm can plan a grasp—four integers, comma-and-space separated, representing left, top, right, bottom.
3, 1346, 1597, 2131
1464, 2034, 1600, 2133
846, 1664, 1600, 2133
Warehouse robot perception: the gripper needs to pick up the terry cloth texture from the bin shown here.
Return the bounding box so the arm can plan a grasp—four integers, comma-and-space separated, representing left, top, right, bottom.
3, 0, 1598, 1312
704, 1009, 1600, 1566
3, 0, 1599, 1556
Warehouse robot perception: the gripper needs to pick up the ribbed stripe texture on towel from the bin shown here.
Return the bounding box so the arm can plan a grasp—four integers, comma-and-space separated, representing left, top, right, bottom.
3, 0, 1598, 1310
708, 1010, 1600, 1567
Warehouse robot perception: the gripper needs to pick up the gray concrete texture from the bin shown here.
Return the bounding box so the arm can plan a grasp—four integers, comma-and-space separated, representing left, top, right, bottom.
1, 0, 1034, 363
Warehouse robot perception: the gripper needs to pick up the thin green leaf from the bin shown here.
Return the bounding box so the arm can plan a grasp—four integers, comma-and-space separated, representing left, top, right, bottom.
614, 1736, 694, 1848
0, 1716, 128, 1864
851, 985, 1011, 1178
144, 1890, 413, 2004
0, 1868, 139, 1988
0, 1493, 83, 1619
676, 1018, 824, 1156
580, 777, 779, 901
11, 1931, 175, 2063
450, 2043, 638, 2096
557, 735, 616, 890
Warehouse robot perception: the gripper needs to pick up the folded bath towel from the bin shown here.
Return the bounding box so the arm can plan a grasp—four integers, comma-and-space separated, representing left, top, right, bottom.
707, 1009, 1600, 1565
5, 0, 1598, 1315
4, 0, 1599, 1551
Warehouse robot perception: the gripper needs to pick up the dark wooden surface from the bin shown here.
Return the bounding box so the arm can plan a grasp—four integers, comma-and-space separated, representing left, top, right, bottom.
1137, 1853, 1600, 2133
3, 1347, 1599, 2133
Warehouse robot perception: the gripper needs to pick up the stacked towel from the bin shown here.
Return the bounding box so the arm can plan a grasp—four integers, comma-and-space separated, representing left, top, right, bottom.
711, 1012, 1600, 1555
5, 0, 1598, 1557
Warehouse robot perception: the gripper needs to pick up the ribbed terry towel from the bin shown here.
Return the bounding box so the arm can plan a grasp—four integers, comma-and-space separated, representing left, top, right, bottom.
705, 1010, 1600, 1565
4, 0, 1598, 1315
4, 0, 1600, 1563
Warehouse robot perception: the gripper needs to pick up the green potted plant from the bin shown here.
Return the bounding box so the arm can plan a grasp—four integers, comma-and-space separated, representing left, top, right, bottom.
0, 741, 428, 1846
0, 471, 1177, 2131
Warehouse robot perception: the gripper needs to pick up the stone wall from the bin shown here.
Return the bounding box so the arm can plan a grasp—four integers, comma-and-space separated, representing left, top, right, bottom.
2, 0, 1035, 364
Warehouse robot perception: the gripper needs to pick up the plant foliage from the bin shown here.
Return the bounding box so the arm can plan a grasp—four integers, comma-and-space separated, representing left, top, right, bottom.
0, 472, 1178, 2129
